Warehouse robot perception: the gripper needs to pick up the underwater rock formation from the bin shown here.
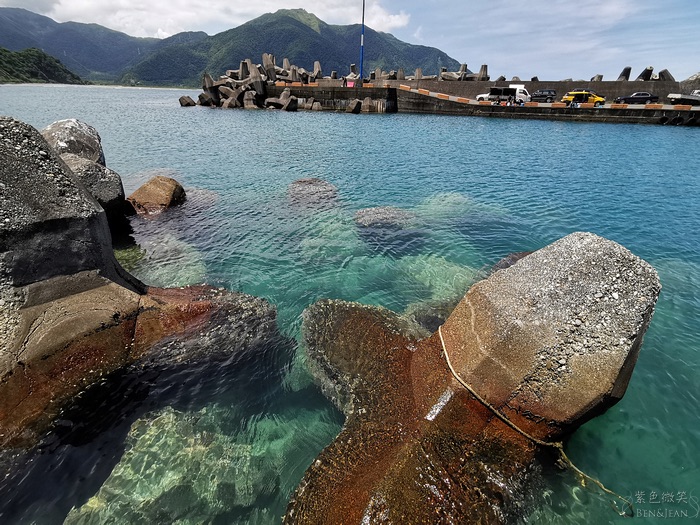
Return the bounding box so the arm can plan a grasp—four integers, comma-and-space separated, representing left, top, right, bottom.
284, 232, 660, 524
287, 178, 338, 208
354, 206, 415, 228
354, 206, 422, 256
65, 403, 342, 524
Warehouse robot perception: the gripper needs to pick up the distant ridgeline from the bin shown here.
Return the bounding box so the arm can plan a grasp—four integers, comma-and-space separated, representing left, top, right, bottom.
0, 47, 85, 84
0, 7, 459, 87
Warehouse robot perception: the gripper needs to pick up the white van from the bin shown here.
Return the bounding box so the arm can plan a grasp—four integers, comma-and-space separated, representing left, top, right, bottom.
486, 84, 531, 103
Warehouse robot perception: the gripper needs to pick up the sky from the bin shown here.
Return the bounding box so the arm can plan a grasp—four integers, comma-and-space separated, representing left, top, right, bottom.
1, 0, 699, 81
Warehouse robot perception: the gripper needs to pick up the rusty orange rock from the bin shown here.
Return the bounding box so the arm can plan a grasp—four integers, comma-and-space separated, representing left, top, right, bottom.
127, 175, 186, 215
285, 232, 661, 524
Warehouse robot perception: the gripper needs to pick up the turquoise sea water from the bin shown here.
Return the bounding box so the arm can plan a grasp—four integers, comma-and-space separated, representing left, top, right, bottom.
1, 85, 699, 524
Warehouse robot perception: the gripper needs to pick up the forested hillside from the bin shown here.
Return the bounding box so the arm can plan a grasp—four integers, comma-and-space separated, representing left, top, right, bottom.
1, 7, 460, 87
0, 47, 85, 84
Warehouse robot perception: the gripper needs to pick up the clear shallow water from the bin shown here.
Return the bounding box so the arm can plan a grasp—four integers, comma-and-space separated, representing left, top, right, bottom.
1, 85, 699, 524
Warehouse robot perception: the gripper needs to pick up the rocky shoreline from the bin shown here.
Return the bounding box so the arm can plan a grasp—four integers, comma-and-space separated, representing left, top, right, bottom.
1, 116, 661, 522
0, 116, 286, 447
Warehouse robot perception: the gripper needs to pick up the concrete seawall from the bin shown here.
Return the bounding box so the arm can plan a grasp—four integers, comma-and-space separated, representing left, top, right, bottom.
266, 80, 700, 126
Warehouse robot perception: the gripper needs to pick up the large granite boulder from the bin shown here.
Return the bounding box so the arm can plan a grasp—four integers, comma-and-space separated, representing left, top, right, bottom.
0, 117, 135, 289
284, 232, 660, 524
60, 152, 133, 237
0, 118, 281, 447
127, 175, 186, 215
41, 119, 106, 166
440, 231, 660, 435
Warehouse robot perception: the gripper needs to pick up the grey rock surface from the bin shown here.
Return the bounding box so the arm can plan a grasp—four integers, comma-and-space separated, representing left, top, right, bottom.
440, 231, 661, 433
40, 119, 106, 166
287, 178, 338, 207
60, 153, 130, 222
0, 117, 132, 288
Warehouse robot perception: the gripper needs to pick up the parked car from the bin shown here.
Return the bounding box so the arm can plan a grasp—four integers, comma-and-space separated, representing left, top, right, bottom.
561, 90, 606, 106
614, 92, 659, 104
476, 92, 490, 101
487, 85, 531, 103
531, 89, 557, 102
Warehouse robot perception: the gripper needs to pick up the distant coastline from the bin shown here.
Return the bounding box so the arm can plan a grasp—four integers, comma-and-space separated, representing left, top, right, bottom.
0, 47, 86, 85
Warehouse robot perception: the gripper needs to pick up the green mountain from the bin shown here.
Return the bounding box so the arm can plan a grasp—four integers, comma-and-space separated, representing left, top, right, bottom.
125, 9, 461, 86
0, 46, 85, 84
0, 7, 461, 87
0, 8, 207, 82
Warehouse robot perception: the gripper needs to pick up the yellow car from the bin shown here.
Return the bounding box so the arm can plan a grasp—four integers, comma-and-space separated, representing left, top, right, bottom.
561, 90, 606, 106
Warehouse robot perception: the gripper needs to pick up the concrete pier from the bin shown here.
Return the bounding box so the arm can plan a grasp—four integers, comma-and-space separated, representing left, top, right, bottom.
265, 79, 700, 126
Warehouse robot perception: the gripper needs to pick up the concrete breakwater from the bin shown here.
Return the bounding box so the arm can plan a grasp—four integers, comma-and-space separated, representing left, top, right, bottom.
184, 53, 700, 125
264, 82, 700, 125
188, 80, 700, 125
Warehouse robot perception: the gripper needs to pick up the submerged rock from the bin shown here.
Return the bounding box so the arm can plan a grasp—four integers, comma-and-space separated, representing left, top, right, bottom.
288, 178, 338, 208
490, 250, 533, 273
354, 206, 415, 228
65, 404, 341, 524
354, 206, 422, 256
284, 232, 660, 524
118, 233, 206, 289
64, 406, 278, 524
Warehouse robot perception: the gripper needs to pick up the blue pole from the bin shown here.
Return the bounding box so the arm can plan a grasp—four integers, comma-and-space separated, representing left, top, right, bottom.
359, 0, 365, 83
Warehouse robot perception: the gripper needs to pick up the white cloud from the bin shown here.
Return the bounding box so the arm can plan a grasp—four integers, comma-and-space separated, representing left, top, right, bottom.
365, 3, 410, 32
2, 0, 698, 80
0, 0, 410, 38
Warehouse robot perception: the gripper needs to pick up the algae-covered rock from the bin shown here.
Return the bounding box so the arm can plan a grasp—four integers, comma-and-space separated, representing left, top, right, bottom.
284, 232, 661, 524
